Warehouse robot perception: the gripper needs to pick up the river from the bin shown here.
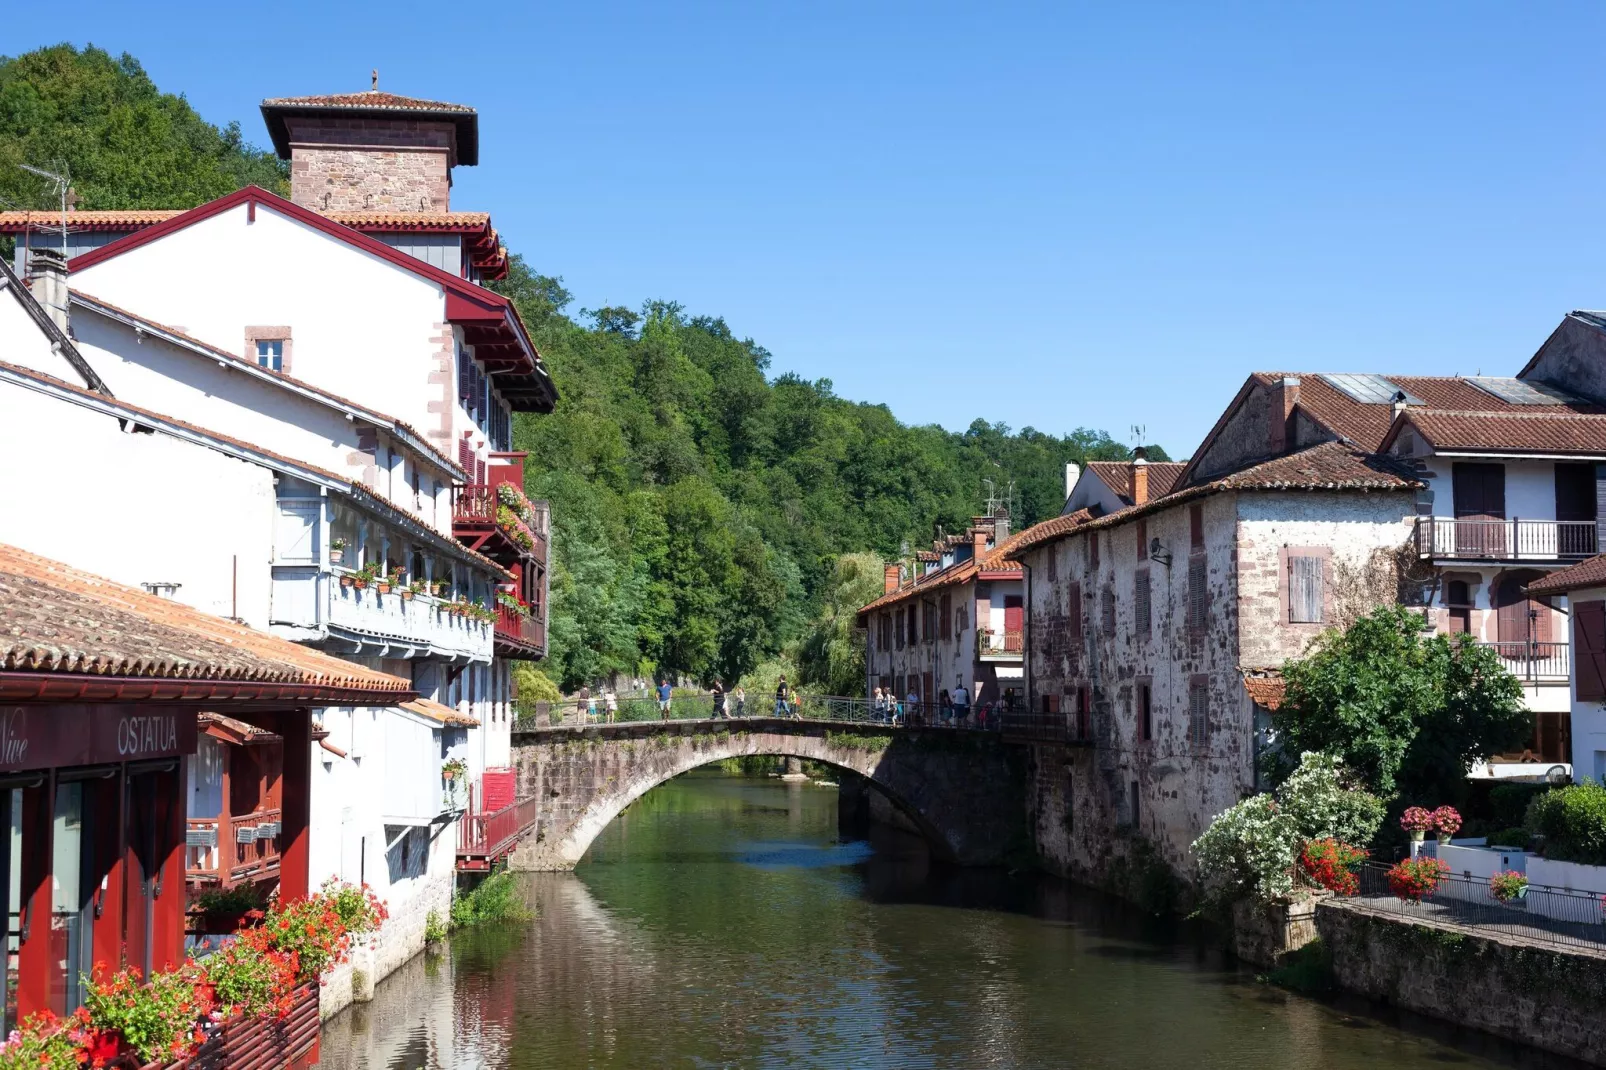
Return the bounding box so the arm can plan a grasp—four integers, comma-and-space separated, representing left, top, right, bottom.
319, 770, 1574, 1069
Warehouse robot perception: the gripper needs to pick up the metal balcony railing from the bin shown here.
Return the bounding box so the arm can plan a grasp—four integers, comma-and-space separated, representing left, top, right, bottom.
1414, 517, 1598, 561
978, 630, 1024, 657
1474, 640, 1570, 682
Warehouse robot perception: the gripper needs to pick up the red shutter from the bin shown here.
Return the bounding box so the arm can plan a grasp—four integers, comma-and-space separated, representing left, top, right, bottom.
458, 436, 473, 476
1577, 600, 1606, 702
1190, 505, 1204, 548
1068, 583, 1082, 641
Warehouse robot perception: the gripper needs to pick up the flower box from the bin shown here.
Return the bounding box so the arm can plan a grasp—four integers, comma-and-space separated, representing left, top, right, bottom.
146, 982, 319, 1070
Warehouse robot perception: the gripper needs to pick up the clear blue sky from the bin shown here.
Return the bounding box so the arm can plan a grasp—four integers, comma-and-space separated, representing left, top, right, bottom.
9, 2, 1606, 458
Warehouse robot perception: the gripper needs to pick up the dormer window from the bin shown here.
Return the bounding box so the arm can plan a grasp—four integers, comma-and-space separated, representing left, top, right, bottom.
245, 327, 292, 373
256, 340, 283, 371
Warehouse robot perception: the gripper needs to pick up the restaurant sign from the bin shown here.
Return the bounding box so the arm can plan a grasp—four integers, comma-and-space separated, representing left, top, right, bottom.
0, 705, 199, 772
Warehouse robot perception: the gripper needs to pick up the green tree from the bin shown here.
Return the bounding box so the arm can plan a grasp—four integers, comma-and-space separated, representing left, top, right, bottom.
0, 44, 285, 215
1271, 605, 1529, 803
795, 552, 886, 696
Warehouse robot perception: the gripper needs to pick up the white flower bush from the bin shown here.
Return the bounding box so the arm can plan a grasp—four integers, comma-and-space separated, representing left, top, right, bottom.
1191, 751, 1384, 904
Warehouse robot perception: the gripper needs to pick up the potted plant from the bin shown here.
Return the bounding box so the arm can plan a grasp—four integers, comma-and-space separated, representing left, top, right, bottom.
352, 562, 380, 590
441, 758, 468, 782
330, 537, 347, 562
1400, 806, 1434, 843
1431, 805, 1461, 844
1387, 856, 1449, 902
191, 883, 264, 935
1298, 837, 1368, 896
1490, 870, 1528, 903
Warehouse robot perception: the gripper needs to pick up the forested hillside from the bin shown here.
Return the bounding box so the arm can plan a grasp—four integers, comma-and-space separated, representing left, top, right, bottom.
1, 44, 1168, 692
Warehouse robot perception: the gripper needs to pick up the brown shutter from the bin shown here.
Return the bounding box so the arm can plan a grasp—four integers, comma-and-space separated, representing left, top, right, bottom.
1068, 583, 1083, 641
1288, 555, 1324, 623
1102, 587, 1116, 636
1090, 533, 1100, 569
1576, 600, 1606, 702
1136, 518, 1147, 557
1190, 505, 1204, 549
1188, 558, 1207, 631
1189, 679, 1209, 744
1134, 569, 1151, 636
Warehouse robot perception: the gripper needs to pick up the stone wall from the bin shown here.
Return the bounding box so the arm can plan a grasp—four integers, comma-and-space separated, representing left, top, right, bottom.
285, 117, 457, 212
506, 720, 1026, 870
1317, 901, 1606, 1067
321, 867, 454, 1021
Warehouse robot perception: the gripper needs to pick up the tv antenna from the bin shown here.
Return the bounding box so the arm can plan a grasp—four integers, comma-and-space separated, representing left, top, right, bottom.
1130, 424, 1147, 451
18, 162, 70, 258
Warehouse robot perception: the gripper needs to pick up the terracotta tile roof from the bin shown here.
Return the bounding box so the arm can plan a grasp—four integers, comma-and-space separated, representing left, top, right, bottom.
1525, 555, 1606, 596
0, 542, 411, 701
260, 91, 474, 113
0, 359, 512, 583
1084, 462, 1186, 505
997, 509, 1096, 558
401, 697, 480, 728
1243, 674, 1286, 710
1388, 410, 1606, 455
69, 289, 467, 480
200, 712, 281, 743
857, 528, 1032, 618
325, 211, 490, 230
0, 209, 183, 230
1008, 443, 1420, 559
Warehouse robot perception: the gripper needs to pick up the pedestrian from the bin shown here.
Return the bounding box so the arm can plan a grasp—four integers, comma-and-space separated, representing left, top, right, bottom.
658, 678, 673, 720
791, 688, 803, 720
939, 688, 953, 725
872, 686, 886, 724
586, 687, 598, 723
577, 684, 591, 724
605, 688, 618, 723
712, 680, 726, 719
953, 679, 971, 727
733, 684, 746, 718
905, 685, 920, 725
774, 676, 790, 717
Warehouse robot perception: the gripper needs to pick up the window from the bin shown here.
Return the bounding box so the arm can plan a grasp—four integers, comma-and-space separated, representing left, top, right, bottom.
1138, 681, 1153, 741
255, 339, 284, 372
1101, 586, 1115, 636
908, 604, 918, 644
1188, 678, 1209, 745
1089, 533, 1100, 570
1135, 517, 1147, 557
1288, 554, 1325, 623
1047, 547, 1058, 582
1134, 568, 1151, 637
1189, 504, 1204, 549
895, 609, 905, 650
1188, 557, 1207, 632
940, 594, 952, 639
1446, 579, 1472, 635
956, 607, 968, 634
1067, 582, 1083, 642
1076, 684, 1092, 740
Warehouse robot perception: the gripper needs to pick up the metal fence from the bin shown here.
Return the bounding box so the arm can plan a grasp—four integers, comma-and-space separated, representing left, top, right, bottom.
513, 693, 1008, 733
1350, 861, 1606, 951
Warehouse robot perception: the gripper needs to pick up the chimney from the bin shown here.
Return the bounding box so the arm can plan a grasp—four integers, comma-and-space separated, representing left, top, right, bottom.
1064, 462, 1081, 501
1392, 390, 1409, 419
28, 247, 69, 335
993, 508, 1010, 543
1269, 376, 1300, 454
884, 564, 901, 595
973, 527, 990, 561
1131, 447, 1150, 505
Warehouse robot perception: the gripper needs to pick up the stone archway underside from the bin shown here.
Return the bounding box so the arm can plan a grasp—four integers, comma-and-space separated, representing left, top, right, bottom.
505, 720, 1024, 871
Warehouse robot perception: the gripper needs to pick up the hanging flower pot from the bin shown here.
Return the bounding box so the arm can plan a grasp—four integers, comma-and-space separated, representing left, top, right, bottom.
376, 581, 392, 595
340, 575, 354, 588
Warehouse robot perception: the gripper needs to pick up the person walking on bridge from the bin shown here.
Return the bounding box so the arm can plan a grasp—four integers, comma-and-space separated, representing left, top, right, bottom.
774, 676, 790, 718
712, 681, 726, 719
733, 684, 746, 718
953, 679, 971, 727
658, 679, 673, 720
605, 687, 618, 724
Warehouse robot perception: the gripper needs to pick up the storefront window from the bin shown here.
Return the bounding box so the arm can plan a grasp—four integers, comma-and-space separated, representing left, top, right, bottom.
51, 782, 91, 1015
2, 789, 21, 1034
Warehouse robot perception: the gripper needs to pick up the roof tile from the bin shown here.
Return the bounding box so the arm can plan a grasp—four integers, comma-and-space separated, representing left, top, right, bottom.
1525, 555, 1606, 596
1084, 462, 1185, 504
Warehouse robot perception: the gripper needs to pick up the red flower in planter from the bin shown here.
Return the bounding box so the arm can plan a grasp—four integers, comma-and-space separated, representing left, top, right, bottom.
1387, 857, 1449, 902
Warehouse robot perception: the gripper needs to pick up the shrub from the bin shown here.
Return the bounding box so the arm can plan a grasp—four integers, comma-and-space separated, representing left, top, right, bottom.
1277, 752, 1385, 844
1484, 827, 1530, 850
1489, 870, 1528, 903
205, 925, 299, 1019
1387, 857, 1449, 902
1298, 838, 1368, 895
451, 869, 534, 929
83, 962, 212, 1064
194, 883, 265, 914
1526, 782, 1606, 865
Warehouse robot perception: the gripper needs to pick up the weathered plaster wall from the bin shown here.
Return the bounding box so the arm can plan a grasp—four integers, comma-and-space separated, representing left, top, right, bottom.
1521, 315, 1606, 405
1191, 383, 1274, 481
1317, 901, 1606, 1067
507, 720, 1025, 869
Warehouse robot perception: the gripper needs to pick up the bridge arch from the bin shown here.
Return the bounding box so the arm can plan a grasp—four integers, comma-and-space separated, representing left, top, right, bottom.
505, 720, 1024, 872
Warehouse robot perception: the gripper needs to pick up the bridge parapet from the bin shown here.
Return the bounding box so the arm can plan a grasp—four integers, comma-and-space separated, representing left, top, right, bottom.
506, 720, 1025, 870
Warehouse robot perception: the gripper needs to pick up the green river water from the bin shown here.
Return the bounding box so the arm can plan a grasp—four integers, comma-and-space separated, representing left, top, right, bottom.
318, 770, 1575, 1069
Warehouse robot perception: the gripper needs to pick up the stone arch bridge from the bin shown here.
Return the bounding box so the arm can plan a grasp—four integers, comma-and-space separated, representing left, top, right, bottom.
505, 719, 1025, 870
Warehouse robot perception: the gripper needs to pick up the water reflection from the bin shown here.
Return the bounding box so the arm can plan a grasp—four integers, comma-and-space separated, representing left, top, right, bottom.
320, 772, 1579, 1069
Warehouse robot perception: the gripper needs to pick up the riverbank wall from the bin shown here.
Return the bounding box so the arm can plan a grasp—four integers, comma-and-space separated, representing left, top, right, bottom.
319, 867, 454, 1020
1312, 901, 1606, 1067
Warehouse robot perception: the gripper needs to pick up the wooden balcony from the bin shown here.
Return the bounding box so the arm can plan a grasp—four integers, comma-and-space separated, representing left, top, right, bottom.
978, 629, 1024, 660
186, 806, 282, 886
1414, 517, 1598, 562
1475, 640, 1570, 683
495, 601, 547, 658
457, 793, 540, 872
453, 483, 549, 567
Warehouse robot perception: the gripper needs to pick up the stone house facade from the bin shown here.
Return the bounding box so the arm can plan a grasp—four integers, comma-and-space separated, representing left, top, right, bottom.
1005, 443, 1421, 887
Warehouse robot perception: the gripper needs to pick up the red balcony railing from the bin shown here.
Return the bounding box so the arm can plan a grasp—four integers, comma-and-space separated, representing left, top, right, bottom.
458, 794, 540, 871
185, 807, 282, 886
496, 603, 547, 654
454, 482, 497, 525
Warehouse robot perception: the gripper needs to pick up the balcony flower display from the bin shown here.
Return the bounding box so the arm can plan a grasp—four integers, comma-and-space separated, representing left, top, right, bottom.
1489, 870, 1528, 903
442, 757, 469, 782
1387, 857, 1449, 902
496, 482, 539, 527
1431, 805, 1462, 843
1399, 806, 1435, 842
495, 504, 537, 552
496, 590, 528, 616
1298, 837, 1368, 896
0, 880, 386, 1070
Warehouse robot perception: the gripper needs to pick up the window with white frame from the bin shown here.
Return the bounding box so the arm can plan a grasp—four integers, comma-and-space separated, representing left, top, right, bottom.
256, 339, 284, 372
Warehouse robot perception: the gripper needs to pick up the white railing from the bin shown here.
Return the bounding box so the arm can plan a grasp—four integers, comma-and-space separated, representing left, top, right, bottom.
326, 577, 493, 661
1415, 517, 1598, 561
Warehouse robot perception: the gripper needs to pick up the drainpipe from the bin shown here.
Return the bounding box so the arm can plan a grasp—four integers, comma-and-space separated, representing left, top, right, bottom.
1022, 561, 1033, 721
